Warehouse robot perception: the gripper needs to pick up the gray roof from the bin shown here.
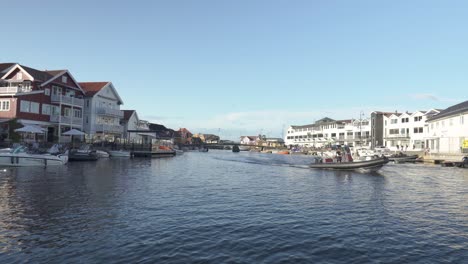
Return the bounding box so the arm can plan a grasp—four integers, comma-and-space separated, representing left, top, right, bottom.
427, 100, 468, 122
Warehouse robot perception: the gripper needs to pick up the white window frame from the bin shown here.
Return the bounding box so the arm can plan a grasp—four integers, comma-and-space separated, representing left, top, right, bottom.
44, 89, 50, 96
42, 104, 51, 115
0, 100, 10, 111
62, 76, 67, 83
73, 109, 82, 118
30, 102, 40, 114
20, 100, 30, 113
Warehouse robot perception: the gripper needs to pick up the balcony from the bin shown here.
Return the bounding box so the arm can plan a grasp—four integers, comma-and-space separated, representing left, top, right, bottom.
384, 134, 410, 139
96, 107, 124, 118
95, 124, 123, 134
0, 86, 32, 94
51, 94, 84, 107
50, 115, 83, 126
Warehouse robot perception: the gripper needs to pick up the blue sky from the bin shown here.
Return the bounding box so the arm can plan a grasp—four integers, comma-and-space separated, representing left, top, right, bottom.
2, 0, 467, 139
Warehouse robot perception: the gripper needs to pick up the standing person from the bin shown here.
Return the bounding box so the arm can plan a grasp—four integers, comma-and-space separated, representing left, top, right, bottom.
405, 145, 408, 151
336, 150, 342, 163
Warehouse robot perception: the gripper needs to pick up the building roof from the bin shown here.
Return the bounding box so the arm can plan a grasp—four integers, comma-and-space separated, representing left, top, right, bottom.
427, 100, 468, 122
79, 82, 109, 96
122, 110, 136, 121
0, 63, 15, 74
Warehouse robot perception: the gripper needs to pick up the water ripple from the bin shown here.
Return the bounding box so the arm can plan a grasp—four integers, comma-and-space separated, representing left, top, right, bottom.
0, 151, 467, 263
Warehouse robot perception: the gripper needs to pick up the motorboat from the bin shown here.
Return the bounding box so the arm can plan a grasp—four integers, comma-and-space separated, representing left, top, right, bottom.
309, 156, 389, 172
387, 153, 418, 163
0, 146, 68, 167
199, 148, 209, 152
232, 145, 240, 152
174, 149, 184, 155
457, 156, 468, 168
239, 146, 250, 151
108, 150, 132, 157
96, 150, 110, 158
69, 145, 99, 161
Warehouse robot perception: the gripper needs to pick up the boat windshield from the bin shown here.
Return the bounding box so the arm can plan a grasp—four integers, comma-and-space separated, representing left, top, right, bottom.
11, 146, 28, 154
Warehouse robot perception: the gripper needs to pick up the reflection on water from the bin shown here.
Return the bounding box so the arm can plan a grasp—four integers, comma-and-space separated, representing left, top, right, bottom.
0, 151, 467, 263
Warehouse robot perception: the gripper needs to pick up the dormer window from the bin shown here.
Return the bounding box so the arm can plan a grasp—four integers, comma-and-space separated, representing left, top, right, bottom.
62, 76, 68, 83
17, 72, 23, 80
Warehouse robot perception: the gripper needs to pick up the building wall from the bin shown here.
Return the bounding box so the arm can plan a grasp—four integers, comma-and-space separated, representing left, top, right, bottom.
426, 113, 468, 154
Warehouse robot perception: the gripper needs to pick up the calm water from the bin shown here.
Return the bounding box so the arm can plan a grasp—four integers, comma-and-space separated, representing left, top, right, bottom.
0, 151, 467, 263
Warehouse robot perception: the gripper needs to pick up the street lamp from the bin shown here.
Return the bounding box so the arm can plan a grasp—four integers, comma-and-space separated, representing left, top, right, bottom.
359, 111, 364, 148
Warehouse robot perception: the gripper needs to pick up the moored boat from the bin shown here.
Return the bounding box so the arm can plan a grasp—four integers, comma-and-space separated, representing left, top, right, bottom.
0, 146, 68, 167
108, 150, 132, 157
387, 153, 418, 163
69, 145, 99, 161
457, 156, 468, 168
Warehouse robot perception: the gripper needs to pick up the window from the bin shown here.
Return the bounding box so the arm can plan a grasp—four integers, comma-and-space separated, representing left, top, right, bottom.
64, 108, 71, 117
62, 76, 68, 83
413, 127, 424, 133
17, 72, 22, 80
42, 104, 51, 115
20, 101, 30, 112
74, 109, 82, 118
52, 86, 62, 96
30, 102, 39, 113
400, 128, 405, 134
391, 119, 397, 124
44, 89, 50, 96
414, 116, 422, 122
0, 100, 10, 111
401, 118, 409, 123
462, 116, 465, 125
450, 118, 453, 126
389, 129, 399, 134
52, 106, 60, 115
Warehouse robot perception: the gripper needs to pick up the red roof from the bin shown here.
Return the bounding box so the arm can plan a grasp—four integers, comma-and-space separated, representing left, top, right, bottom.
79, 82, 109, 96
122, 110, 135, 121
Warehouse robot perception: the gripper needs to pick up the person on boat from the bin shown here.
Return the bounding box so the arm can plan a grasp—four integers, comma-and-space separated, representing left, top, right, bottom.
336, 151, 342, 163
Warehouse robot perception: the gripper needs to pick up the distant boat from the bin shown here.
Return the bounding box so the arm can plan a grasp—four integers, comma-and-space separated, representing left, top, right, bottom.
199, 148, 209, 152
232, 145, 240, 152
108, 150, 131, 157
239, 146, 250, 151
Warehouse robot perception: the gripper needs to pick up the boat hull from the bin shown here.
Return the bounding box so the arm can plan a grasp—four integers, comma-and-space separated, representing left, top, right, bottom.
69, 150, 99, 161
0, 153, 67, 167
309, 157, 389, 171
387, 155, 418, 163
108, 150, 131, 157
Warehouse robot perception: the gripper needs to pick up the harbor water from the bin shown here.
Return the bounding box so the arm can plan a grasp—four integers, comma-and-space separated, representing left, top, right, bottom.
0, 150, 467, 263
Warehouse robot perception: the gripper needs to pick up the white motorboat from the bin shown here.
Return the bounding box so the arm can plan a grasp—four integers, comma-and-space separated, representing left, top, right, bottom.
96, 150, 110, 158
0, 146, 68, 167
108, 150, 132, 157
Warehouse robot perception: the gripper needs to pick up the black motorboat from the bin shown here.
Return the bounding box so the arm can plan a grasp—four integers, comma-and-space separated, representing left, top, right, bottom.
68, 145, 99, 161
457, 156, 468, 168
232, 145, 240, 152
387, 153, 418, 163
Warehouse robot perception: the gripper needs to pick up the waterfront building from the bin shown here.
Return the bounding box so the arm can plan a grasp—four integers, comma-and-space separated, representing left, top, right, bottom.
194, 133, 220, 144
284, 117, 371, 148
382, 109, 440, 151
174, 128, 193, 144
0, 63, 85, 142
240, 136, 259, 145
120, 110, 150, 143
265, 138, 285, 148
79, 82, 124, 142
425, 100, 468, 154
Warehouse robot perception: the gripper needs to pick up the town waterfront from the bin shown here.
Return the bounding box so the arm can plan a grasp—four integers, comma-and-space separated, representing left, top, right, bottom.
0, 151, 467, 263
